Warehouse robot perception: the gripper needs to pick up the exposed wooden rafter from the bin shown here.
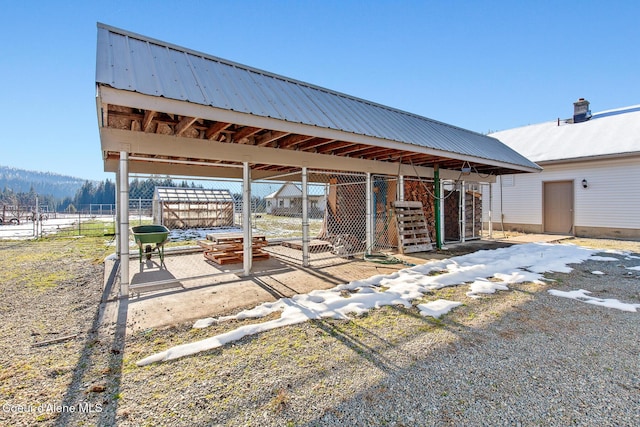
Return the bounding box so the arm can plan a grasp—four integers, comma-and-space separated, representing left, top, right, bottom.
205, 122, 231, 140
142, 110, 156, 132
233, 126, 261, 144
175, 116, 198, 136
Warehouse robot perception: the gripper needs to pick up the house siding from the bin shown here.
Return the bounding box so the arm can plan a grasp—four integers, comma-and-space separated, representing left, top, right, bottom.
485, 156, 640, 237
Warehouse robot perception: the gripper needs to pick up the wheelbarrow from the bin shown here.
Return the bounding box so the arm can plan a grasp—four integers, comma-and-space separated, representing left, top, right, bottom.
131, 225, 170, 264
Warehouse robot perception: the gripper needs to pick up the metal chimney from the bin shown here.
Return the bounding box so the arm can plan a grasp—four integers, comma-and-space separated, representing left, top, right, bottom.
573, 98, 591, 123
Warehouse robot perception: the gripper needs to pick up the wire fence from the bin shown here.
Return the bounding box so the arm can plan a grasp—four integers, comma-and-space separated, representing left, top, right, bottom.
1, 171, 493, 296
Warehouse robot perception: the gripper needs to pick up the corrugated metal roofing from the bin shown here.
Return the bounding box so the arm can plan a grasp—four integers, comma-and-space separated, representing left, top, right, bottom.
489, 105, 640, 163
154, 187, 234, 203
96, 23, 540, 172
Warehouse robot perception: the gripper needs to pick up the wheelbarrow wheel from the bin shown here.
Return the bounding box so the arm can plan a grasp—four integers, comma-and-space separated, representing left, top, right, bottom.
145, 244, 153, 260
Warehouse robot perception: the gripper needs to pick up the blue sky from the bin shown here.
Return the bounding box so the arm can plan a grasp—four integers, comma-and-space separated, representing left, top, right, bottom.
1, 0, 638, 181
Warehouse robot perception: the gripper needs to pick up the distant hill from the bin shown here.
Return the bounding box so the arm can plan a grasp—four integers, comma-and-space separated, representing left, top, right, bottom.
0, 165, 90, 200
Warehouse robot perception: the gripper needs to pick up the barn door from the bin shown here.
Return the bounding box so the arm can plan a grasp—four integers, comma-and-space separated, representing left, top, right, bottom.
543, 181, 574, 234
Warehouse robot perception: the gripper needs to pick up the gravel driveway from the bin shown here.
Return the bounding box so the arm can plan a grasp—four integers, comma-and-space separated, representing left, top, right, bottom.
1, 237, 639, 426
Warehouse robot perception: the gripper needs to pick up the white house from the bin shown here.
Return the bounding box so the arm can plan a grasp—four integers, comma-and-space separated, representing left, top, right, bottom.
265, 182, 326, 218
486, 100, 640, 239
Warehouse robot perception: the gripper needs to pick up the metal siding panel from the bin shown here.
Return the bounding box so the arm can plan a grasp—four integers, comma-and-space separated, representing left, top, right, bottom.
248, 72, 291, 120
95, 27, 112, 84
197, 59, 237, 110
106, 31, 134, 91
295, 85, 342, 129
305, 88, 352, 131
169, 50, 206, 103
334, 96, 378, 136
234, 69, 275, 117
280, 80, 318, 125
148, 44, 188, 101
270, 78, 315, 124
126, 38, 162, 97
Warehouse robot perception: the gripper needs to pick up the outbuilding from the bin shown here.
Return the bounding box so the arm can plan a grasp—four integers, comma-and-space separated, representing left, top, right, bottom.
152, 186, 235, 229
265, 182, 326, 218
95, 23, 540, 296
486, 100, 640, 239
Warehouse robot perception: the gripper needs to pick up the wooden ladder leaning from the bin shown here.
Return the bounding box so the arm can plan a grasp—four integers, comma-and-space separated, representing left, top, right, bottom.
392, 201, 433, 254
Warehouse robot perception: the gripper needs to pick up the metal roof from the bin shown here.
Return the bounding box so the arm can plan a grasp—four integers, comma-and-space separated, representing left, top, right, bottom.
154, 187, 234, 203
490, 105, 640, 163
96, 23, 540, 173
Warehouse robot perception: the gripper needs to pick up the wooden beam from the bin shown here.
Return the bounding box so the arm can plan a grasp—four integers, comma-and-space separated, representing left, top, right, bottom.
315, 141, 353, 154
331, 143, 371, 156
205, 122, 232, 140
175, 116, 198, 136
98, 87, 541, 175
296, 138, 335, 151
255, 130, 289, 146
142, 110, 156, 132
276, 134, 316, 149
233, 126, 261, 144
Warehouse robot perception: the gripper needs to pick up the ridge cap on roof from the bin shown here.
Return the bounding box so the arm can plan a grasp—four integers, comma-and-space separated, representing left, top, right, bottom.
490, 103, 640, 135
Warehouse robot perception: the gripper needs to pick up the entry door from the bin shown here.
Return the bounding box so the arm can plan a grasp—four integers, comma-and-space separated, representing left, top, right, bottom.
543, 181, 573, 234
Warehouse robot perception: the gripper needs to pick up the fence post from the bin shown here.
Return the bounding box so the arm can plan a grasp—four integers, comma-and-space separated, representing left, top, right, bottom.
434, 165, 442, 249
460, 181, 466, 243
488, 183, 493, 239
302, 166, 309, 267
119, 151, 130, 298
242, 161, 252, 276
366, 173, 373, 255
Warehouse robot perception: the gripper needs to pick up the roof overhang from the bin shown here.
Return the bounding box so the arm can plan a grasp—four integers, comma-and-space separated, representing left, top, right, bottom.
97, 85, 542, 182
532, 151, 640, 167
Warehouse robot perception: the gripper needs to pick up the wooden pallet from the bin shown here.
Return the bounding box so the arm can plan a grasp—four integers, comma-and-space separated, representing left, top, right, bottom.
281, 239, 332, 252
198, 233, 269, 265
393, 201, 433, 254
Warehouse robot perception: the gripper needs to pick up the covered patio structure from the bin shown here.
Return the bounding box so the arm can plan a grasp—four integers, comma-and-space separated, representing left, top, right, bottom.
95, 23, 541, 297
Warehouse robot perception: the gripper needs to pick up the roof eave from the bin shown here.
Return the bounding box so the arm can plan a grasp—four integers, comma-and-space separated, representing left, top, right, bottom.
97, 85, 539, 175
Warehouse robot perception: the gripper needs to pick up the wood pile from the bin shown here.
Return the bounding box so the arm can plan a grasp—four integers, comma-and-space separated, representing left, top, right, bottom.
402, 180, 436, 243
198, 233, 269, 265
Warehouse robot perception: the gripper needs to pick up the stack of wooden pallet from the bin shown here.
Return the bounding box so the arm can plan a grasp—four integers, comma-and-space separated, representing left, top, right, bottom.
392, 201, 433, 254
198, 233, 270, 265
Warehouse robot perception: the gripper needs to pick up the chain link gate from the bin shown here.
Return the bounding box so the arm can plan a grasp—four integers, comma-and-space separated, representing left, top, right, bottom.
124, 174, 248, 294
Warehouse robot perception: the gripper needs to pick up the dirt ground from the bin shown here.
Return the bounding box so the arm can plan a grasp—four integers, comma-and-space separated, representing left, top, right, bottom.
115, 233, 570, 333
1, 233, 639, 426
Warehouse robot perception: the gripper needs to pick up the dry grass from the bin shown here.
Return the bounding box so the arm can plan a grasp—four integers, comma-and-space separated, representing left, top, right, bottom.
1, 234, 638, 426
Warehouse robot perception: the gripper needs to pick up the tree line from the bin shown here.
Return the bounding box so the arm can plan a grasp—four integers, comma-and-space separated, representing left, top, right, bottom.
0, 178, 203, 212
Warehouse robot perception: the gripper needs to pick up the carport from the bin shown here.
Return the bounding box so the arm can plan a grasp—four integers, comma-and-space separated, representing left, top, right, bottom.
95, 23, 541, 297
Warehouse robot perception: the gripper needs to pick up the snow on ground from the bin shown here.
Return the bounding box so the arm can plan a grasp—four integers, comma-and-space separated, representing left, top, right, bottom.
548, 289, 640, 312
168, 227, 242, 241
137, 242, 637, 366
